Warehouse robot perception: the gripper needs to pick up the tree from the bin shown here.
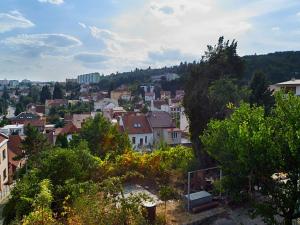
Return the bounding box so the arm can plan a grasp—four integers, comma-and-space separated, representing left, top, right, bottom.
29, 86, 40, 104
53, 82, 64, 100
201, 93, 300, 225
201, 103, 276, 200
159, 185, 178, 224
15, 102, 24, 116
249, 71, 274, 112
80, 114, 130, 157
208, 78, 250, 118
22, 125, 50, 163
55, 134, 68, 148
40, 86, 52, 104
183, 37, 245, 168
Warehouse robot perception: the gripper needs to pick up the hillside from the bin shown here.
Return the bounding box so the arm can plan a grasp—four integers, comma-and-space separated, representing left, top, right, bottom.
97, 51, 300, 90
243, 51, 300, 83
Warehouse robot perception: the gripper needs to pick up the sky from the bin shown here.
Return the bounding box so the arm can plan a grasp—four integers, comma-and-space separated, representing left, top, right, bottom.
0, 0, 300, 81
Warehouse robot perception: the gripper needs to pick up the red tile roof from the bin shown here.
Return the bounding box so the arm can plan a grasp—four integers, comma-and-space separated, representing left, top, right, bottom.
121, 113, 152, 134
24, 119, 46, 127
8, 135, 23, 156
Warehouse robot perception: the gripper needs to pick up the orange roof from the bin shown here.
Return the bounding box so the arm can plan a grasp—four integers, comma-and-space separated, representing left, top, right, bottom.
8, 135, 23, 156
122, 113, 152, 134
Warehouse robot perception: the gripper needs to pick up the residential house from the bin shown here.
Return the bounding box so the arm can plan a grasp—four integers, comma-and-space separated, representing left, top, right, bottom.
94, 98, 118, 111
119, 113, 153, 151
145, 92, 155, 102
10, 112, 40, 124
45, 99, 68, 114
110, 85, 131, 102
150, 99, 168, 111
273, 78, 300, 95
24, 119, 46, 133
147, 111, 181, 145
0, 124, 24, 136
160, 91, 171, 100
140, 85, 155, 93
0, 133, 9, 190
47, 122, 79, 145
7, 135, 25, 183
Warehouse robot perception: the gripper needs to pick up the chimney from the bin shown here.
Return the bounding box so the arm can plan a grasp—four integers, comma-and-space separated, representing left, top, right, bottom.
292, 77, 296, 81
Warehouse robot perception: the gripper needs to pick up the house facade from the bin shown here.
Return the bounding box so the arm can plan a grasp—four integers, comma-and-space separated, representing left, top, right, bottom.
119, 113, 153, 151
0, 134, 9, 191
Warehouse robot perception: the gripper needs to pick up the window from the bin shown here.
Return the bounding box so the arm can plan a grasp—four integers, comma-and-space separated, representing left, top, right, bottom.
132, 137, 136, 144
172, 132, 178, 139
145, 136, 147, 144
2, 149, 6, 160
3, 169, 6, 181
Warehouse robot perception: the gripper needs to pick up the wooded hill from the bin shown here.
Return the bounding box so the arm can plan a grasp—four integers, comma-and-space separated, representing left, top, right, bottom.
98, 51, 300, 90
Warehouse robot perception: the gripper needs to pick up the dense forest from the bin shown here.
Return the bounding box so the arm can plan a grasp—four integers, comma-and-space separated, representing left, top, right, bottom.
96, 51, 300, 90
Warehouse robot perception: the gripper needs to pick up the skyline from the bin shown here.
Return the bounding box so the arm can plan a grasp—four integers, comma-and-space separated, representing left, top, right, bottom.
0, 0, 300, 81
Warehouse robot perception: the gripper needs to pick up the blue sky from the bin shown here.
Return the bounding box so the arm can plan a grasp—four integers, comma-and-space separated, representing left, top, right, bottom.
0, 0, 300, 81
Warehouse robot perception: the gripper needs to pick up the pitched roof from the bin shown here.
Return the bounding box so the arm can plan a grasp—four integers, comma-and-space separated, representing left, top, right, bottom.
147, 111, 176, 128
24, 119, 46, 127
122, 113, 152, 134
59, 122, 79, 135
13, 112, 40, 121
46, 99, 68, 106
8, 135, 23, 156
153, 100, 168, 109
0, 133, 8, 144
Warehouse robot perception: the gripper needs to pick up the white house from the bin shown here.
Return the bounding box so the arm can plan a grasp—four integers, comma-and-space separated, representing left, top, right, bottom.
119, 113, 153, 151
94, 98, 118, 111
146, 111, 181, 145
0, 133, 9, 191
145, 92, 155, 102
273, 78, 300, 95
0, 124, 24, 136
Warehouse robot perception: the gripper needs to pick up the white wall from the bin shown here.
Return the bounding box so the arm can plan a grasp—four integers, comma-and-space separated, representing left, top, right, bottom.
296, 86, 300, 96
0, 139, 8, 190
128, 133, 153, 150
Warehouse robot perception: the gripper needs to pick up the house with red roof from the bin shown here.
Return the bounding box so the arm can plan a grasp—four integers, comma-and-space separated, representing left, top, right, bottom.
119, 113, 153, 151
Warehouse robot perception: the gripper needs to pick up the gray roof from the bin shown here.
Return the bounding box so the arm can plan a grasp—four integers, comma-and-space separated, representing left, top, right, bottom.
147, 111, 175, 128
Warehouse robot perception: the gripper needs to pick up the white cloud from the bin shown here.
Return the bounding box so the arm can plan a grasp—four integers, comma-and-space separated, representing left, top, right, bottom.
271, 26, 280, 31
0, 11, 34, 33
297, 12, 300, 17
78, 22, 87, 29
38, 0, 64, 5
2, 33, 81, 57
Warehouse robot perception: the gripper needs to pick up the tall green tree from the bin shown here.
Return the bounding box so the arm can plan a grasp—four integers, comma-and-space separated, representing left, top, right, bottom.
183, 37, 245, 167
22, 125, 50, 163
249, 71, 274, 112
40, 85, 52, 104
28, 86, 40, 104
80, 114, 130, 157
201, 93, 300, 225
52, 82, 64, 99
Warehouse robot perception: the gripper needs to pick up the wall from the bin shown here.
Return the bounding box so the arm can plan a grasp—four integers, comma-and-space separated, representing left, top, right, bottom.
0, 140, 8, 191
128, 133, 153, 151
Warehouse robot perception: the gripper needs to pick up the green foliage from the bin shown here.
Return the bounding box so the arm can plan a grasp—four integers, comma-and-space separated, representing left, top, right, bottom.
53, 82, 64, 99
249, 71, 274, 112
201, 93, 300, 225
28, 86, 40, 104
56, 134, 69, 148
80, 114, 130, 157
40, 85, 52, 104
183, 36, 245, 167
244, 51, 300, 83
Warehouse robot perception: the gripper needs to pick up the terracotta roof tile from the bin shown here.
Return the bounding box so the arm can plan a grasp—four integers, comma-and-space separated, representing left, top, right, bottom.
122, 113, 152, 134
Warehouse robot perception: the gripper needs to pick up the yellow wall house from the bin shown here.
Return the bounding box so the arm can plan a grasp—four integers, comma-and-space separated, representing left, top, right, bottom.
0, 133, 9, 191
